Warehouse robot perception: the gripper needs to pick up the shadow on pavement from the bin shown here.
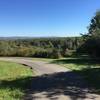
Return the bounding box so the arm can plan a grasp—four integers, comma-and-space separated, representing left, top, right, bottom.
25, 70, 99, 100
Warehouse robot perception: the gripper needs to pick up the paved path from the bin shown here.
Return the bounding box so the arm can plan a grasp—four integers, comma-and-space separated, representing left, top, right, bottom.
0, 57, 69, 75
0, 57, 100, 100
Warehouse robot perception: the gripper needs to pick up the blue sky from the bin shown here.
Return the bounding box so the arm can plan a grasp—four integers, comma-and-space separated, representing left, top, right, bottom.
0, 0, 100, 37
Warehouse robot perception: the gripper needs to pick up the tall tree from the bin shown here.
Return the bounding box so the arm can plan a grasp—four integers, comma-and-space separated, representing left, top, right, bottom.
78, 10, 100, 57
88, 11, 100, 37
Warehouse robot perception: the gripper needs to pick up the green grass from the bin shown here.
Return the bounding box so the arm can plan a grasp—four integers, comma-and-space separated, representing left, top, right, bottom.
0, 61, 33, 100
32, 57, 55, 62
50, 57, 100, 70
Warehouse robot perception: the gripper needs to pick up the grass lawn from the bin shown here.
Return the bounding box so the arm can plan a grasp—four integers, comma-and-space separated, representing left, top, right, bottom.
50, 57, 100, 70
32, 57, 54, 62
0, 61, 33, 100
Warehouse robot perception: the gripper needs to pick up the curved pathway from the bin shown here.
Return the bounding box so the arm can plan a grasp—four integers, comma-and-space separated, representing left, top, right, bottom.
0, 57, 69, 75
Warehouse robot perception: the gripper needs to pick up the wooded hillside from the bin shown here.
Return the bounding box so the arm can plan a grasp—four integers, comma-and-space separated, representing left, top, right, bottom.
0, 37, 83, 58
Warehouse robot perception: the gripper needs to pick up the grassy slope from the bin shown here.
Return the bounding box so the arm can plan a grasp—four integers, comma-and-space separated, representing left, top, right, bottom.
0, 61, 33, 100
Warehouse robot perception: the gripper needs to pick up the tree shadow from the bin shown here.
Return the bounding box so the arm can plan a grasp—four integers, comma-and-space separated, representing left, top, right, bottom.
0, 70, 100, 100
77, 68, 100, 92
25, 71, 100, 100
50, 58, 100, 66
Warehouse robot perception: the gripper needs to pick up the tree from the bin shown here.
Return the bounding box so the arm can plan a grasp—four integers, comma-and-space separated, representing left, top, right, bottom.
78, 10, 100, 57
88, 11, 100, 36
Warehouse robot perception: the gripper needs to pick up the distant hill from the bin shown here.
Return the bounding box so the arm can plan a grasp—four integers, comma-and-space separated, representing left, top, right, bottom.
0, 37, 34, 40
0, 36, 80, 40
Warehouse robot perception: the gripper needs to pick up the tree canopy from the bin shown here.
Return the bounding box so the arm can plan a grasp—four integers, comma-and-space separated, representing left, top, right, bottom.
78, 10, 100, 57
0, 37, 82, 58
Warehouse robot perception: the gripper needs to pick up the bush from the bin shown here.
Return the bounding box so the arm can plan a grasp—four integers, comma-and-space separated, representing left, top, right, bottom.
50, 49, 62, 59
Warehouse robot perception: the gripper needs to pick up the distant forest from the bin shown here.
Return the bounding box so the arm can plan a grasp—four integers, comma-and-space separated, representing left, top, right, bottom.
0, 37, 83, 58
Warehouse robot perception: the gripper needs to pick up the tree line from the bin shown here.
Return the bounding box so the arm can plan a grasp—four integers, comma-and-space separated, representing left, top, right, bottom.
0, 37, 83, 58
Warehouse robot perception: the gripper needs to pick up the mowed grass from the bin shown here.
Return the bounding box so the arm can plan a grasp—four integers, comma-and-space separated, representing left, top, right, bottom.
32, 57, 54, 62
50, 57, 100, 70
0, 61, 33, 100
